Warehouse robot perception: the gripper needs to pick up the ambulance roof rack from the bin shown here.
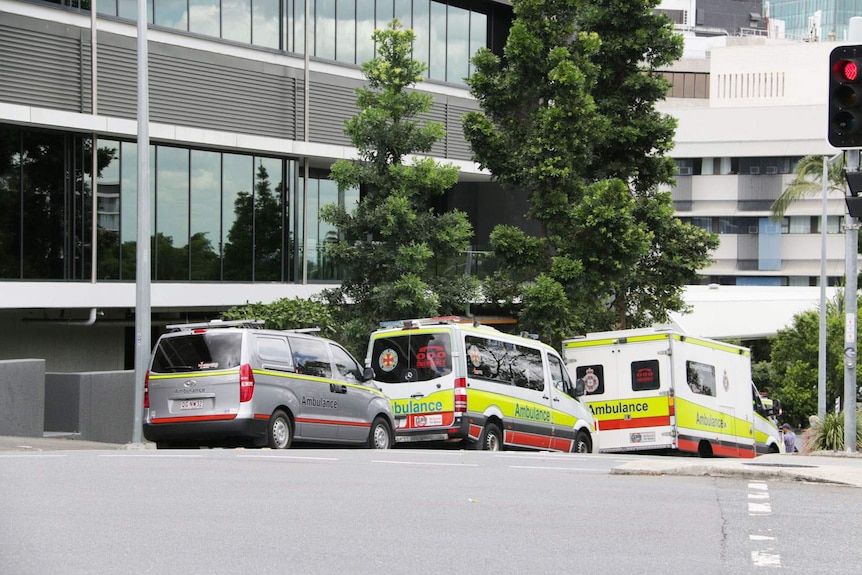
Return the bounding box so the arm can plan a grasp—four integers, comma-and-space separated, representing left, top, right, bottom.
166, 319, 265, 332
280, 327, 321, 335
378, 316, 462, 329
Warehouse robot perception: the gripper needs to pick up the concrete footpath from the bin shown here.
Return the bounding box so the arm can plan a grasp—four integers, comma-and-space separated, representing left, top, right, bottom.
0, 435, 860, 487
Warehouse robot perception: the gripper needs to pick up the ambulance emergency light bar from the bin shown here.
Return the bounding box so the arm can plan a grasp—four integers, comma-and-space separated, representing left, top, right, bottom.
378, 316, 462, 329
166, 319, 265, 332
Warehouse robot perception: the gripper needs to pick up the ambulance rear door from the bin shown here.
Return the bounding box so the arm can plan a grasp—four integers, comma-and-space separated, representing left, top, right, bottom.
565, 335, 675, 452
368, 327, 457, 442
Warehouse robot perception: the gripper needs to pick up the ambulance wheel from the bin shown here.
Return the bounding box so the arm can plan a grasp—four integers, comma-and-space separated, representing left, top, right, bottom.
476, 422, 502, 451
573, 430, 592, 454
268, 410, 292, 449
368, 416, 393, 449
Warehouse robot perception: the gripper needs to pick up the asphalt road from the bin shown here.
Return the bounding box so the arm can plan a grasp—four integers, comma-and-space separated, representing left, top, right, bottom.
1, 448, 860, 575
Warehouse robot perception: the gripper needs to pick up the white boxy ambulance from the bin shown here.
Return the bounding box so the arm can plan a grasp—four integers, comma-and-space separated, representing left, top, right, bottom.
365, 317, 596, 452
562, 327, 783, 458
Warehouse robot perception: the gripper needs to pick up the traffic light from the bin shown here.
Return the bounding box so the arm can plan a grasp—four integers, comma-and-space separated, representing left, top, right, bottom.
829, 45, 862, 148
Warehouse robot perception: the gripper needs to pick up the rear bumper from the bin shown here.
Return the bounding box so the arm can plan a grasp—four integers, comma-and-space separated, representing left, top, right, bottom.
394, 414, 470, 443
143, 416, 268, 444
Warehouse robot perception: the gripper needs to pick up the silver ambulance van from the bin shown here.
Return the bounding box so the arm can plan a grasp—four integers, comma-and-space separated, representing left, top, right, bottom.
144, 320, 394, 449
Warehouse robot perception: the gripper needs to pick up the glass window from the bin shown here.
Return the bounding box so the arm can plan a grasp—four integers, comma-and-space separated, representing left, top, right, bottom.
376, 0, 393, 30
686, 360, 715, 396
336, 0, 356, 63
223, 0, 251, 44
190, 150, 221, 280
788, 216, 811, 234
257, 335, 292, 364
288, 336, 333, 378
465, 335, 544, 391
371, 331, 453, 384
548, 354, 576, 398
315, 0, 336, 60
446, 5, 469, 83
286, 0, 306, 54
222, 153, 253, 280
254, 157, 283, 281
469, 10, 486, 78
412, 0, 430, 76
154, 0, 188, 30
155, 146, 190, 280
22, 130, 67, 280
356, 0, 375, 64
429, 1, 446, 81
190, 0, 220, 36
253, 0, 280, 48
118, 0, 137, 20
96, 139, 122, 280
151, 332, 243, 372
631, 360, 660, 391
575, 364, 604, 396
0, 124, 22, 279
120, 141, 138, 279
330, 343, 364, 383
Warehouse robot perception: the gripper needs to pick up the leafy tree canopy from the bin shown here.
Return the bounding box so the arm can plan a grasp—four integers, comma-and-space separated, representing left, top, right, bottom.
464, 0, 717, 345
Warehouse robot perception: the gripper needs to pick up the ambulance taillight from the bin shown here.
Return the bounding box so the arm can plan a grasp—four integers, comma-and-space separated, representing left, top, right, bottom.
668, 395, 675, 417
454, 377, 467, 412
240, 364, 255, 402
143, 371, 150, 409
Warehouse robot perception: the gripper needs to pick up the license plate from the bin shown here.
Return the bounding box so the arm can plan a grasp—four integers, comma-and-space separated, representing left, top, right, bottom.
180, 400, 204, 410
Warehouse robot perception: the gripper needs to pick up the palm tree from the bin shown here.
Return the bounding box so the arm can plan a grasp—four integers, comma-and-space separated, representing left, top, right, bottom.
771, 154, 845, 219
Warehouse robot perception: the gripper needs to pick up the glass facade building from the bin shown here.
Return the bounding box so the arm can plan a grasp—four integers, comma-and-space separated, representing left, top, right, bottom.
767, 0, 862, 41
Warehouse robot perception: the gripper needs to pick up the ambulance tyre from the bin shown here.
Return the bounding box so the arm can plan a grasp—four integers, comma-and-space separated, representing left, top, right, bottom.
573, 430, 592, 454
476, 422, 502, 451
368, 416, 393, 449
268, 409, 292, 449
697, 440, 714, 458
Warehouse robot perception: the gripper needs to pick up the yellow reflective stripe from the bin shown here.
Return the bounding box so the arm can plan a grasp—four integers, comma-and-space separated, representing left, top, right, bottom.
468, 388, 577, 426
671, 334, 749, 356
586, 396, 669, 421
564, 333, 671, 348
390, 389, 455, 413
372, 327, 451, 339
149, 369, 236, 380
253, 370, 387, 397
675, 397, 754, 440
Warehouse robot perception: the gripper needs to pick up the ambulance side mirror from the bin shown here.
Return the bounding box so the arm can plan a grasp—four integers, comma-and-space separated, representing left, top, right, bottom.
362, 367, 375, 382
574, 378, 585, 398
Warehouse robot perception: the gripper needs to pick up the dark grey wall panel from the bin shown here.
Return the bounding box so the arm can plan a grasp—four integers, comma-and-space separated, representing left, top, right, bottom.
0, 17, 89, 113
445, 101, 478, 162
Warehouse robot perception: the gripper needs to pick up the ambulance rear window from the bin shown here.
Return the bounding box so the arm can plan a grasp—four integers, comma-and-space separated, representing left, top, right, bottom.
151, 332, 242, 373
371, 332, 452, 383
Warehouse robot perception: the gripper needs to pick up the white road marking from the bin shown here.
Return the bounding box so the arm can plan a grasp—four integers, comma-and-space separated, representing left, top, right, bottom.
748, 482, 781, 568
509, 465, 607, 471
239, 455, 339, 461
372, 459, 478, 467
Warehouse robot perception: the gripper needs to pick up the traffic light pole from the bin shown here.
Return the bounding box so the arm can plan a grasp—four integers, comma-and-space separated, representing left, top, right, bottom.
844, 149, 858, 453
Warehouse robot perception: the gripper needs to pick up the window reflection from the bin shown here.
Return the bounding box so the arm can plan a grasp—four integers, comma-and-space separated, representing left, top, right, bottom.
223, 153, 253, 280
190, 150, 222, 280
254, 157, 284, 280
87, 0, 489, 86
155, 146, 190, 280
190, 0, 221, 37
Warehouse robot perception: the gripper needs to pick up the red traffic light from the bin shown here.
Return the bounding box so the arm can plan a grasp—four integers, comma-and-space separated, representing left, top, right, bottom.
829, 45, 862, 148
836, 59, 860, 82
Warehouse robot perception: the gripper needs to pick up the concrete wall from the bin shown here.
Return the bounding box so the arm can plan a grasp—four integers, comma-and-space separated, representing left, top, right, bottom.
45, 371, 137, 444
0, 359, 45, 437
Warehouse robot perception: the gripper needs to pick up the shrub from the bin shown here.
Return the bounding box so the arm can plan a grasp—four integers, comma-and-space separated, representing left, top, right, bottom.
802, 411, 862, 452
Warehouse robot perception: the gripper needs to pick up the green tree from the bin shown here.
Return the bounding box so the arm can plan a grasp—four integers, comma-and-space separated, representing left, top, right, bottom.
766, 293, 853, 427
771, 154, 845, 219
222, 297, 334, 333
320, 20, 479, 353
463, 0, 716, 344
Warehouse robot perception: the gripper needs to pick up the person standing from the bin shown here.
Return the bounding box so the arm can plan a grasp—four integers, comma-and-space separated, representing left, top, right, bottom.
781, 423, 798, 453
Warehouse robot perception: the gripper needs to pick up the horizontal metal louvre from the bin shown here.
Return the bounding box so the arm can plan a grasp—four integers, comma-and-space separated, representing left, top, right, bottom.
97, 43, 137, 119
0, 24, 84, 112
445, 102, 477, 162
308, 82, 358, 146
418, 104, 447, 158
148, 53, 296, 139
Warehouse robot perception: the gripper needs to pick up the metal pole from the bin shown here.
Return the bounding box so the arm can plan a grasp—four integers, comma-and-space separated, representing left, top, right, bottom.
132, 0, 151, 445
819, 155, 827, 422
844, 148, 858, 453
91, 0, 98, 285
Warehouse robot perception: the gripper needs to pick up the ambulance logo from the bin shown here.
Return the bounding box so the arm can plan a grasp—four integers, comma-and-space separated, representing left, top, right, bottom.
722, 370, 729, 391
583, 368, 600, 393
378, 348, 398, 372
468, 344, 482, 367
